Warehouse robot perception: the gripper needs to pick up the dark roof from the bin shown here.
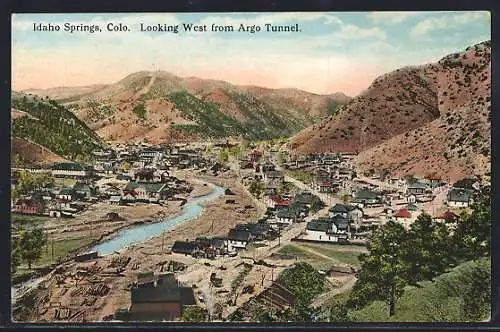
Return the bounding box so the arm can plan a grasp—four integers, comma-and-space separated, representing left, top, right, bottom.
355, 189, 379, 200
171, 241, 198, 254
294, 193, 315, 204
52, 162, 92, 171
58, 188, 75, 195
448, 188, 474, 202
306, 220, 331, 232
331, 215, 349, 229
408, 182, 427, 189
228, 229, 252, 242
277, 208, 297, 219
124, 181, 166, 193
329, 204, 349, 213
131, 285, 181, 303
180, 287, 196, 306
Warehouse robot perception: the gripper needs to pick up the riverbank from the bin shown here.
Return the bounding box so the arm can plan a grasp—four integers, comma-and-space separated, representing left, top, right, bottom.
11, 178, 213, 283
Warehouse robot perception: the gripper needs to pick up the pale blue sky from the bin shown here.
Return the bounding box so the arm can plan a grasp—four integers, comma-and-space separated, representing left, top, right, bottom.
12, 12, 491, 95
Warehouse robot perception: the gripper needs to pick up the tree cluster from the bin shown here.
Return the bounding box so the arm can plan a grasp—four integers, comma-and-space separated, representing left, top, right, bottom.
347, 185, 490, 317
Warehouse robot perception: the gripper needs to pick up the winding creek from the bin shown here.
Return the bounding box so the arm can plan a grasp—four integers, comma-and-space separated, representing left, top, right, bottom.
12, 182, 226, 302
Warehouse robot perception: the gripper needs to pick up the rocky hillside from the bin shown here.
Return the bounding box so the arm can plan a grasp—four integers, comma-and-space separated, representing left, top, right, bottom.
289, 41, 491, 181
26, 71, 349, 143
11, 93, 104, 162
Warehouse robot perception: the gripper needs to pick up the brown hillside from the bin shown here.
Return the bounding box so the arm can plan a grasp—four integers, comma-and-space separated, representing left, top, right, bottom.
12, 137, 68, 165
289, 41, 491, 180
26, 71, 350, 144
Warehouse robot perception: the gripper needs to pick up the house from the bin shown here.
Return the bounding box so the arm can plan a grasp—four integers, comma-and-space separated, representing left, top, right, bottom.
447, 188, 474, 208
328, 204, 364, 222
330, 215, 350, 235
138, 148, 164, 165
434, 211, 459, 224
235, 222, 274, 241
109, 195, 123, 205
406, 182, 428, 195
12, 196, 45, 215
122, 182, 168, 203
171, 241, 199, 255
73, 183, 98, 199
56, 188, 76, 201
276, 208, 297, 225
293, 192, 316, 208
394, 209, 412, 225
266, 195, 291, 209
195, 237, 229, 255
352, 189, 381, 208
126, 273, 195, 321
227, 229, 252, 250
406, 194, 417, 204
134, 168, 169, 183
51, 162, 94, 179
302, 218, 348, 243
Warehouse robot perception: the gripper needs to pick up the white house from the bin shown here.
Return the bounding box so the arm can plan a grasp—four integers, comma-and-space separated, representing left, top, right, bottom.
447, 188, 474, 208
227, 229, 253, 251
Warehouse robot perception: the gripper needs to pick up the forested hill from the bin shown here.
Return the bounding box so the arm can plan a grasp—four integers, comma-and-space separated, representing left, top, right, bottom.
11, 94, 104, 162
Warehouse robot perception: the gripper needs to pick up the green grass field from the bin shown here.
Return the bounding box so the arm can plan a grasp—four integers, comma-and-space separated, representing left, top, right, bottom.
11, 213, 52, 226
13, 237, 93, 278
277, 244, 361, 270
300, 243, 366, 268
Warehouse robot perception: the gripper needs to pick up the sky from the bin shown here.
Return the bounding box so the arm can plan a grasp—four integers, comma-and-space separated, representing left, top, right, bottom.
11, 12, 490, 96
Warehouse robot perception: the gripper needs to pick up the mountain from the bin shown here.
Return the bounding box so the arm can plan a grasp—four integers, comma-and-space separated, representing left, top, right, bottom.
22, 84, 108, 101
11, 93, 104, 163
289, 41, 491, 181
27, 71, 350, 143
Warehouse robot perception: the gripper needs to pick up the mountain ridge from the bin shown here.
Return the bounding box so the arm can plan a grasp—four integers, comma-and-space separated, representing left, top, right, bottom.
289, 40, 491, 181
26, 71, 350, 143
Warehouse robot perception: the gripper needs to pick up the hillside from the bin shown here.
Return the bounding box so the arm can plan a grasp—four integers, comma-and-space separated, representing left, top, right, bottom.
11, 94, 104, 162
11, 137, 68, 166
346, 258, 490, 322
289, 41, 491, 181
28, 71, 349, 143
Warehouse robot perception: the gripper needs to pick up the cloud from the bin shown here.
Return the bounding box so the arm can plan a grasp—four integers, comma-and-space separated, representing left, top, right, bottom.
366, 12, 421, 25
410, 11, 490, 40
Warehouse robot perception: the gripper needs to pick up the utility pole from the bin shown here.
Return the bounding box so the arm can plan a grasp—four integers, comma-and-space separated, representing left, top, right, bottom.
161, 232, 165, 253
51, 234, 54, 262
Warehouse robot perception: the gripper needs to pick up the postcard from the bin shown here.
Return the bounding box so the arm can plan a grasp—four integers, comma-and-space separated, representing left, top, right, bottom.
10, 11, 491, 323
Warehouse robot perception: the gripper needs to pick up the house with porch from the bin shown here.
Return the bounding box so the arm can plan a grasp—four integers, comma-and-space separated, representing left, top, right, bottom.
447, 188, 474, 208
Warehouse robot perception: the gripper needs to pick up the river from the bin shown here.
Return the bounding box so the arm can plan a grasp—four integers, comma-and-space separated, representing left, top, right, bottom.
90, 183, 225, 255
11, 182, 226, 302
